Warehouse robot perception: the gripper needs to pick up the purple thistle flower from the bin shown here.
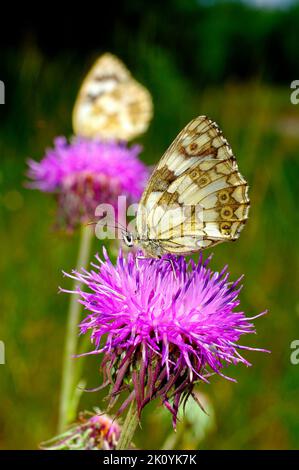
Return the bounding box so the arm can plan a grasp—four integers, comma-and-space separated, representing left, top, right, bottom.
40, 411, 121, 450
27, 137, 149, 229
63, 249, 267, 427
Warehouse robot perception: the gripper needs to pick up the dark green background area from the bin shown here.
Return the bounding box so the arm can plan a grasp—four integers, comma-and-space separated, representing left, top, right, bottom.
0, 0, 299, 450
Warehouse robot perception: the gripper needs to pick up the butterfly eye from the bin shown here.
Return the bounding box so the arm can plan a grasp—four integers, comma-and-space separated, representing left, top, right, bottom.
123, 232, 134, 247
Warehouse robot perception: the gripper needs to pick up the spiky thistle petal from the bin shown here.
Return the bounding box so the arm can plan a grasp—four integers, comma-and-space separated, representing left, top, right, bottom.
63, 250, 268, 426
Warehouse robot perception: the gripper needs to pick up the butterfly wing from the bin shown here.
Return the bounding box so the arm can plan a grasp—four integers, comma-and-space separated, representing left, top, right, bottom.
136, 116, 249, 254
72, 53, 153, 141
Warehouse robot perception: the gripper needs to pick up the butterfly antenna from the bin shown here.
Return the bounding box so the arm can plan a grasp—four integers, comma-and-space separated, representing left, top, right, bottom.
86, 219, 130, 237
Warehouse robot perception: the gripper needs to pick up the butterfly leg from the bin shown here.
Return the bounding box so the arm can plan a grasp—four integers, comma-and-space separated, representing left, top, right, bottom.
136, 255, 177, 278
160, 257, 177, 280
135, 255, 148, 270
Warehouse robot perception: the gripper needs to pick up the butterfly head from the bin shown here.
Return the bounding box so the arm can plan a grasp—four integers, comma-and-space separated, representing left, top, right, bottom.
121, 230, 163, 257
122, 230, 135, 248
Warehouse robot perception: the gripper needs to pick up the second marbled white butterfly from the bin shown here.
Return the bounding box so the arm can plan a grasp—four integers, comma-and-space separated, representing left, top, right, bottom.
123, 115, 250, 257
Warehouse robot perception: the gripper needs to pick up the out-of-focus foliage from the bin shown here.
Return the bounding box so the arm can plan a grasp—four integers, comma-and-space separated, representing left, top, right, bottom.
2, 0, 299, 86
0, 0, 299, 450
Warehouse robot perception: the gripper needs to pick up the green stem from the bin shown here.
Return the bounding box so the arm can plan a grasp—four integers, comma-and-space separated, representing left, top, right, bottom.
161, 426, 182, 450
58, 225, 93, 432
116, 402, 139, 450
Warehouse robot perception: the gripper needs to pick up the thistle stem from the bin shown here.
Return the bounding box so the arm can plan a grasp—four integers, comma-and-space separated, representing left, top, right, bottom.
116, 402, 138, 450
161, 425, 183, 450
58, 225, 93, 432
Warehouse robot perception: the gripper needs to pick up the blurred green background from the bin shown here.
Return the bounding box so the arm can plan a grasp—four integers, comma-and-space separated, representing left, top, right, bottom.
1, 0, 299, 450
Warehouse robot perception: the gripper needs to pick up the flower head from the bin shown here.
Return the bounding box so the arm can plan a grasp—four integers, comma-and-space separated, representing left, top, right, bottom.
40, 411, 120, 450
27, 137, 149, 228
64, 250, 267, 427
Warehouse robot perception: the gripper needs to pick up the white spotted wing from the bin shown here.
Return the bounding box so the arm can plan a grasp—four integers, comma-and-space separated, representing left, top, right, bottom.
135, 115, 250, 256
72, 53, 153, 141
